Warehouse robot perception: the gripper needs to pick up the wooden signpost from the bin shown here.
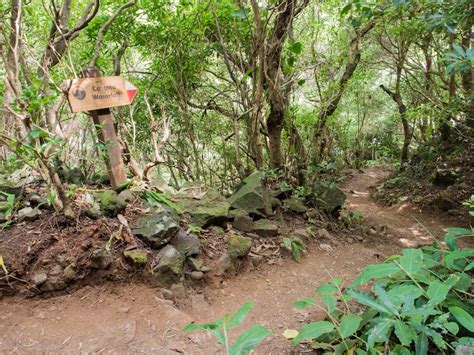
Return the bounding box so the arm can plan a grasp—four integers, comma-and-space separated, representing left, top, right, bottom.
63, 67, 138, 190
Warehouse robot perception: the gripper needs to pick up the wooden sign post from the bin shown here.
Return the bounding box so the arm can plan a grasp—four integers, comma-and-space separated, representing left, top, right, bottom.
75, 67, 133, 190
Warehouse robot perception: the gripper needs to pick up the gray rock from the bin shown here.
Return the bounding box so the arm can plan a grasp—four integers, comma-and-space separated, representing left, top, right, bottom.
17, 207, 42, 222
216, 254, 234, 275
90, 249, 114, 269
176, 189, 230, 228
0, 179, 23, 198
170, 282, 186, 299
132, 210, 180, 249
232, 213, 254, 232
62, 264, 77, 281
310, 182, 346, 214
49, 264, 63, 276
190, 271, 204, 281
32, 273, 47, 286
170, 230, 200, 256
187, 257, 203, 271
283, 197, 307, 213
118, 189, 135, 204
253, 219, 279, 237
226, 234, 252, 258
83, 207, 103, 220
99, 190, 127, 217
227, 172, 272, 216
154, 245, 185, 282
27, 193, 50, 209
161, 288, 174, 300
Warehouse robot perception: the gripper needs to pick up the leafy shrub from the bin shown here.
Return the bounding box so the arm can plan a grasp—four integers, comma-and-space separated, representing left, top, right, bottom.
292, 228, 474, 354
183, 301, 271, 355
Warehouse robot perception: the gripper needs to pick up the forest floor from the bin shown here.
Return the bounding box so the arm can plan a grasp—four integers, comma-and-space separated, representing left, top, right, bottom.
0, 167, 462, 354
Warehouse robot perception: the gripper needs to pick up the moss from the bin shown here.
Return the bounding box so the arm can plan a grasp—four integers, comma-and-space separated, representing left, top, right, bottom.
123, 249, 148, 264
99, 190, 126, 217
226, 233, 252, 259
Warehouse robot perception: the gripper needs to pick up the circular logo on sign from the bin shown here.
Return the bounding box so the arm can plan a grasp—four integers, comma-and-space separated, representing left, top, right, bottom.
72, 86, 86, 100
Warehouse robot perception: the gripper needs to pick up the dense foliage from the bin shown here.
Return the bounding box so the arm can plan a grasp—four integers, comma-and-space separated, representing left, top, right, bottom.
1, 0, 473, 207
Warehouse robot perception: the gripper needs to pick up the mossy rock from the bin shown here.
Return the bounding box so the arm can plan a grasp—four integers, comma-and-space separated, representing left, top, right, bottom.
310, 182, 346, 213
154, 245, 185, 283
99, 190, 126, 217
123, 249, 148, 265
253, 219, 279, 237
226, 233, 252, 259
283, 197, 307, 214
227, 172, 272, 216
132, 210, 179, 249
176, 189, 229, 228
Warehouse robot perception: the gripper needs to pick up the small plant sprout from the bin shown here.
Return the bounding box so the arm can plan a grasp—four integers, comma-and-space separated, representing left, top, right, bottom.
183, 301, 271, 355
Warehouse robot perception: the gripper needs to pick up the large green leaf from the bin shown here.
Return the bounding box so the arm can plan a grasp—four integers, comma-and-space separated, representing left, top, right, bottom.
394, 320, 415, 346
449, 306, 474, 332
350, 262, 400, 287
348, 289, 395, 315
387, 284, 423, 306
229, 325, 271, 355
373, 284, 399, 315
427, 281, 450, 306
338, 315, 362, 338
227, 301, 253, 330
415, 333, 428, 355
399, 249, 424, 275
293, 298, 315, 309
292, 321, 335, 345
321, 293, 337, 314
366, 318, 394, 348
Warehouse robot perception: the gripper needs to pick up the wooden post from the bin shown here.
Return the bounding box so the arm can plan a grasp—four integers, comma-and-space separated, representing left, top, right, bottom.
82, 67, 127, 189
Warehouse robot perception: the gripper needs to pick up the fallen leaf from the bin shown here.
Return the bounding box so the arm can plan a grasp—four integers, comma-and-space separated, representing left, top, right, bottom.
282, 329, 299, 339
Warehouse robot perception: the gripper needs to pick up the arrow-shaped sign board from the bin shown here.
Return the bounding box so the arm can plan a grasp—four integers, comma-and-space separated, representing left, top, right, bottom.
64, 76, 138, 113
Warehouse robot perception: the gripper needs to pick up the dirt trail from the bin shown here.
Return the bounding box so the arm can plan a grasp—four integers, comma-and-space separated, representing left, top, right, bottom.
0, 167, 451, 354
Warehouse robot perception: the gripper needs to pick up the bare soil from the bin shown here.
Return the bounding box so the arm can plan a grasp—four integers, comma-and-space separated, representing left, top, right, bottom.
0, 167, 462, 353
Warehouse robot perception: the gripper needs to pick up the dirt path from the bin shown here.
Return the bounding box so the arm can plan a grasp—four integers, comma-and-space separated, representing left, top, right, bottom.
0, 167, 451, 354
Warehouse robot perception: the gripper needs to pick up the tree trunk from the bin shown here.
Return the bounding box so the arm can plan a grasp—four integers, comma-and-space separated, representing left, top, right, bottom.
380, 85, 411, 165
312, 21, 375, 163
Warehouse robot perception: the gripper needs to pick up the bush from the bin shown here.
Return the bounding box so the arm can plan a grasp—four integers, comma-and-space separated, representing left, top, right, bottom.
292, 228, 474, 354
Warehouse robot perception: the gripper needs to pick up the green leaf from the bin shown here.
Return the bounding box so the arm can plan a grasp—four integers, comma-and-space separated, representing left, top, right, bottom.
445, 249, 474, 269
292, 321, 335, 345
315, 284, 338, 294
293, 297, 315, 309
399, 249, 424, 275
338, 315, 362, 338
28, 128, 49, 139
394, 320, 414, 346
227, 301, 253, 330
288, 41, 303, 55
350, 262, 400, 287
415, 333, 428, 355
348, 289, 394, 315
229, 325, 271, 355
445, 322, 459, 335
341, 3, 352, 16
449, 306, 474, 332
182, 320, 226, 344
373, 284, 399, 315
367, 318, 394, 347
427, 281, 450, 306
321, 293, 337, 313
